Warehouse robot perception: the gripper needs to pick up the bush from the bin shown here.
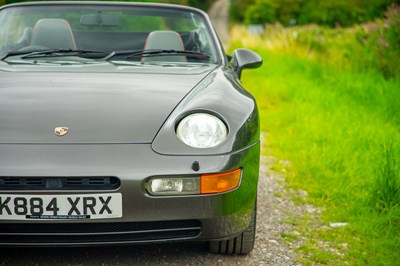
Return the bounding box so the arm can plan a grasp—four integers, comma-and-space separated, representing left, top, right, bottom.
232, 4, 400, 79
275, 0, 304, 26
159, 0, 215, 10
296, 0, 399, 27
230, 0, 399, 27
357, 4, 400, 78
297, 0, 366, 27
229, 0, 255, 22
376, 5, 400, 77
244, 0, 277, 25
188, 0, 215, 10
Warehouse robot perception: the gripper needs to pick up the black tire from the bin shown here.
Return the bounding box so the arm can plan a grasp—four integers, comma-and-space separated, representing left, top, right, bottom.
208, 206, 257, 255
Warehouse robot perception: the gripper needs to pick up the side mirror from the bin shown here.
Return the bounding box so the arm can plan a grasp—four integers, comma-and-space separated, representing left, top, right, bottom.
232, 48, 262, 79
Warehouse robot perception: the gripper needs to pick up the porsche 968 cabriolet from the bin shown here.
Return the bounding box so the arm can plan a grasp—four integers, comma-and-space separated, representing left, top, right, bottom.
0, 1, 262, 255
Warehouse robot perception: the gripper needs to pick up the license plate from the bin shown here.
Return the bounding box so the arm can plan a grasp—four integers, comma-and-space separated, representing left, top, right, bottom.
0, 193, 122, 220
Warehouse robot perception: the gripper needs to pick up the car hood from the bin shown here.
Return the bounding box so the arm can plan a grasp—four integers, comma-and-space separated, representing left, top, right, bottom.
0, 65, 216, 144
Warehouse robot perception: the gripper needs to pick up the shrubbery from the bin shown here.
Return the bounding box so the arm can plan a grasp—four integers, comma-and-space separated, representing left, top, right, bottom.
244, 0, 277, 25
159, 0, 215, 10
362, 5, 400, 78
230, 6, 400, 262
230, 5, 400, 79
229, 0, 254, 22
232, 0, 399, 27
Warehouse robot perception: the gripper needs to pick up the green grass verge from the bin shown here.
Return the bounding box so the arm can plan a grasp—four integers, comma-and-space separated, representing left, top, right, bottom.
238, 48, 400, 264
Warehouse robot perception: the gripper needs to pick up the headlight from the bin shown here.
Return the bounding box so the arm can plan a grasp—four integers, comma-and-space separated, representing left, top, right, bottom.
176, 113, 227, 148
147, 177, 200, 195
146, 168, 241, 196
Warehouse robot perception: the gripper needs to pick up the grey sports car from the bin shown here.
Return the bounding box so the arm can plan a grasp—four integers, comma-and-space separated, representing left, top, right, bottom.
0, 1, 262, 255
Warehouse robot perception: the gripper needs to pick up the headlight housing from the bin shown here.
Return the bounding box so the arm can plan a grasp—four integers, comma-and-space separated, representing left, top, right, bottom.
176, 113, 227, 149
146, 169, 242, 196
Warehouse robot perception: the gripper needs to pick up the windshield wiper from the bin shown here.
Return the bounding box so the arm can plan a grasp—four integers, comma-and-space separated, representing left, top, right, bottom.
20, 49, 108, 59
104, 49, 210, 61
1, 50, 35, 61
0, 49, 108, 61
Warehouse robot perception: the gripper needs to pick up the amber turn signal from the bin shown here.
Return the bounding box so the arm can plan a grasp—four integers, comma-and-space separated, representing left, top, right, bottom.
200, 168, 242, 194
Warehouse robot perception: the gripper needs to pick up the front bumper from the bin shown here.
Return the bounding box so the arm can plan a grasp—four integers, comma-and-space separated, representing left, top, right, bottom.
0, 142, 259, 246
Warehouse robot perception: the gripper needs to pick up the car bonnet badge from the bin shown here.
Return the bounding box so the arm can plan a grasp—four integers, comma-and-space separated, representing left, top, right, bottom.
54, 127, 69, 136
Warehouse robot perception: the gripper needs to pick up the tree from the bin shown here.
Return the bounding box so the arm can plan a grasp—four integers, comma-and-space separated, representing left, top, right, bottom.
230, 0, 255, 22
245, 0, 277, 25
159, 0, 215, 10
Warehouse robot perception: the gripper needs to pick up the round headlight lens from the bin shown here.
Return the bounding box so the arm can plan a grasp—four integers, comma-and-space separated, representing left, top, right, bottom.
176, 113, 227, 148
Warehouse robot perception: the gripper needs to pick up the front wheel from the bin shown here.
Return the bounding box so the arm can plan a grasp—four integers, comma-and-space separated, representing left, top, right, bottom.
208, 206, 257, 255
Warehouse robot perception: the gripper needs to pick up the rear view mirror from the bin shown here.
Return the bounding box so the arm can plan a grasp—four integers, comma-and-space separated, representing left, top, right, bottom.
80, 14, 120, 27
232, 48, 262, 79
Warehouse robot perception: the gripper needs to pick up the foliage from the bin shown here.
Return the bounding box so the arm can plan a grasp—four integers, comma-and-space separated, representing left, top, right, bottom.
229, 0, 254, 23
232, 4, 400, 79
231, 0, 399, 27
159, 0, 215, 10
244, 0, 277, 25
371, 144, 400, 214
190, 0, 215, 10
360, 5, 400, 78
274, 0, 303, 26
229, 23, 400, 264
297, 0, 396, 27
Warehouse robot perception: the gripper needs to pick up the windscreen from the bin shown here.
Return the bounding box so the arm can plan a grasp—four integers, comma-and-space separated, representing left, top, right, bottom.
0, 4, 219, 64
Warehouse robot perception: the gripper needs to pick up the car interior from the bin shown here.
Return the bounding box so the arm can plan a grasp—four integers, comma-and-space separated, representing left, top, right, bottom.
13, 16, 211, 62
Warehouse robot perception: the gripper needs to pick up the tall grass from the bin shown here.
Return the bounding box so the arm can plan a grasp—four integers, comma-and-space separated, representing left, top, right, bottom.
230, 21, 400, 264
371, 144, 400, 214
231, 4, 400, 79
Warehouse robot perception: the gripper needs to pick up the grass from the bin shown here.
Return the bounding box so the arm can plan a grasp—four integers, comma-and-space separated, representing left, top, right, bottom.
229, 25, 400, 265
371, 143, 400, 214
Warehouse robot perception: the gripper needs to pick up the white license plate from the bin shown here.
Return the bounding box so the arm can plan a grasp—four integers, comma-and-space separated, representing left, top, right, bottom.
0, 193, 122, 220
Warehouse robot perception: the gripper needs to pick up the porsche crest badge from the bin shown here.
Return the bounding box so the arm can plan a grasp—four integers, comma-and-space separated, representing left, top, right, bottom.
54, 127, 69, 137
